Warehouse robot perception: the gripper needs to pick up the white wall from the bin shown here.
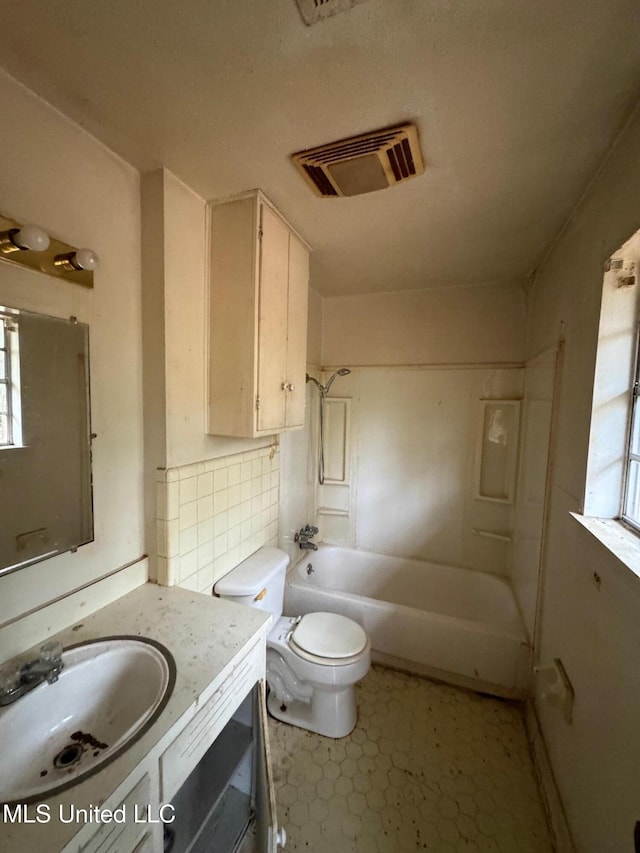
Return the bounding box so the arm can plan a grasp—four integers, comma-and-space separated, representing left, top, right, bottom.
0, 70, 145, 632
142, 169, 270, 470
322, 284, 527, 367
528, 99, 640, 852
141, 169, 276, 580
279, 288, 322, 562
320, 283, 527, 574
511, 349, 557, 639
0, 73, 144, 624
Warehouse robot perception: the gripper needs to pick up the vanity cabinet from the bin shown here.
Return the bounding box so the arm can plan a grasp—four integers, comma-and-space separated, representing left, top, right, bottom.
207, 190, 310, 438
0, 586, 280, 853
165, 683, 277, 853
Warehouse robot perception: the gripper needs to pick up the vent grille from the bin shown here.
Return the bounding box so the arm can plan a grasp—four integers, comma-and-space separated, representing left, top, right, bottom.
294, 0, 370, 26
292, 124, 425, 198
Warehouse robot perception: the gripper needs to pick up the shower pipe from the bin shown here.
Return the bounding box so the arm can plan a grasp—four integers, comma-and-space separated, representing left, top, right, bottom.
305, 369, 351, 485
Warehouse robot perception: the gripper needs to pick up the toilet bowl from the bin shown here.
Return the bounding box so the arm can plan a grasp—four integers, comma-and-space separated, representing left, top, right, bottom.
266, 613, 371, 738
214, 546, 371, 738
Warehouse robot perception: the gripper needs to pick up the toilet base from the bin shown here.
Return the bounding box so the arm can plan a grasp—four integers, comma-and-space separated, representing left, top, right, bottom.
266, 682, 358, 738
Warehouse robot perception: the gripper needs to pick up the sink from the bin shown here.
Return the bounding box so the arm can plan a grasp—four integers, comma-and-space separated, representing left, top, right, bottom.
0, 636, 175, 804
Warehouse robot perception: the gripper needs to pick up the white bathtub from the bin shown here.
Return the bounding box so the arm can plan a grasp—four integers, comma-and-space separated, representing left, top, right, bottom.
284, 545, 530, 698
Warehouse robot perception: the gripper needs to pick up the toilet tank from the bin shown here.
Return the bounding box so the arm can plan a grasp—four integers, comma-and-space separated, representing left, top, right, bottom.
214, 546, 289, 621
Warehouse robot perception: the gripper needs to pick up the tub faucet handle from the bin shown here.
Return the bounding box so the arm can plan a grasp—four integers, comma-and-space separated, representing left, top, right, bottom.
303, 524, 319, 536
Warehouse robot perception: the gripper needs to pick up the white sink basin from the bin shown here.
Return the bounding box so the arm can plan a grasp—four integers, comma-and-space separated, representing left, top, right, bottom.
0, 637, 174, 804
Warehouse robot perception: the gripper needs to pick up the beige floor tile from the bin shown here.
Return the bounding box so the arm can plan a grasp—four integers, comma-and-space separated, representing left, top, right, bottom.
268, 665, 553, 852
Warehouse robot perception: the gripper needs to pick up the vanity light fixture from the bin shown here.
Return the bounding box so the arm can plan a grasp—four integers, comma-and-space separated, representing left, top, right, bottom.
0, 213, 97, 288
54, 248, 99, 272
0, 224, 50, 255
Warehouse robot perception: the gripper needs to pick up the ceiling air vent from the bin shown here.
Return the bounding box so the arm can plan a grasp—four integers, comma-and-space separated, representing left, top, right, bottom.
294, 0, 370, 26
292, 124, 425, 198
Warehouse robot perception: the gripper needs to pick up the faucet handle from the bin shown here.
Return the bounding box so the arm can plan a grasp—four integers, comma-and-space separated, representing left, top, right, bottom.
0, 669, 20, 696
39, 641, 64, 684
303, 524, 319, 536
39, 641, 63, 665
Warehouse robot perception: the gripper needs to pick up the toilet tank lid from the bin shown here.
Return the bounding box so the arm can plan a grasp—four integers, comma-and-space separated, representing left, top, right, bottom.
214, 546, 289, 596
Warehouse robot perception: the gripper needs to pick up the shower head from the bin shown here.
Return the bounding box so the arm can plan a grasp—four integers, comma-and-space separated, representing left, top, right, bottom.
324, 368, 351, 394
306, 369, 351, 395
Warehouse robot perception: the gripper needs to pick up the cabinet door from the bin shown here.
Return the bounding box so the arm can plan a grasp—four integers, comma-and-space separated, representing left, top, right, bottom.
255, 681, 279, 852
257, 204, 289, 433
284, 233, 309, 428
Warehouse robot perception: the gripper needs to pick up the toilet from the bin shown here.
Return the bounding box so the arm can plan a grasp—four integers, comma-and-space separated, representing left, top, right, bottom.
214, 546, 371, 738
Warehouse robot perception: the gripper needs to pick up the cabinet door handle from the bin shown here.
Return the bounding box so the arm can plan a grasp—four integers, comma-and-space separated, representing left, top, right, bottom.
281, 382, 295, 392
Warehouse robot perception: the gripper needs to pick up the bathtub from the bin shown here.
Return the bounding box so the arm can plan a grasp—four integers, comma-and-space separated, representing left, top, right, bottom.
284, 545, 530, 698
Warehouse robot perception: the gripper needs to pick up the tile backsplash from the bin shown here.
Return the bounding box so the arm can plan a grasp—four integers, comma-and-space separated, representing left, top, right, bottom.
156, 444, 279, 593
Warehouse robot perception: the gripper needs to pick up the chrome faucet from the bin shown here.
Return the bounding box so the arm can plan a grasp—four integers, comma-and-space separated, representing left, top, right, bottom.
0, 641, 64, 707
294, 524, 319, 551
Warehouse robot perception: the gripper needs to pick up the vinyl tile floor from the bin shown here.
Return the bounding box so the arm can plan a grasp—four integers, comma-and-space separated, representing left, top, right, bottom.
267, 665, 554, 853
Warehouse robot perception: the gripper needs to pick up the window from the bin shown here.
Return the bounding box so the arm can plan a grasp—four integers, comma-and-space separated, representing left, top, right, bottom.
623, 329, 640, 530
584, 229, 640, 522
0, 316, 13, 445
0, 314, 20, 447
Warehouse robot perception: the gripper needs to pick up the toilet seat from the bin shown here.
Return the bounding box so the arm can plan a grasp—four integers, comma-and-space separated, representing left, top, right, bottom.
290, 612, 367, 660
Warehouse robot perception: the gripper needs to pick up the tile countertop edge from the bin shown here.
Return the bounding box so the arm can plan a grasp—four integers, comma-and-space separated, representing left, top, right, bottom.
0, 583, 272, 853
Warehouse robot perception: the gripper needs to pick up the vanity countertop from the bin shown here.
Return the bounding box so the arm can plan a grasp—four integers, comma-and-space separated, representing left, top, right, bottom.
0, 582, 271, 852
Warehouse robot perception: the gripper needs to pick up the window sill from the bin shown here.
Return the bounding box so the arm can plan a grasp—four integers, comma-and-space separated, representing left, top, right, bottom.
570, 513, 640, 582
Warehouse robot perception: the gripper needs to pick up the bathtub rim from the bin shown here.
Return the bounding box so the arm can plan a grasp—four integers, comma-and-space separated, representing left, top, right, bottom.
288, 546, 528, 643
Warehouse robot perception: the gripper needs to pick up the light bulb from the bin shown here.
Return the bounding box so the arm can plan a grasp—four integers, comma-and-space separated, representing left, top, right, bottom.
73, 248, 99, 271
54, 248, 100, 272
13, 224, 50, 252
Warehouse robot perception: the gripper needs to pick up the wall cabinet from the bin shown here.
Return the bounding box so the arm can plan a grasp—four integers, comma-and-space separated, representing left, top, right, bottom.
207, 191, 310, 438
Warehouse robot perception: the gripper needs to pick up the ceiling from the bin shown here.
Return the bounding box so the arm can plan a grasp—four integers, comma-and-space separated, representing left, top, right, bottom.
0, 0, 639, 296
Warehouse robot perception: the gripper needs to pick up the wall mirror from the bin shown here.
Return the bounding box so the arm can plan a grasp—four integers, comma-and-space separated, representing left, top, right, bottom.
0, 305, 93, 575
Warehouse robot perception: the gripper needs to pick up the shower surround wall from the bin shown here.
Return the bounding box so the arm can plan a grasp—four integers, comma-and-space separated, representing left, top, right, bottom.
319, 283, 528, 577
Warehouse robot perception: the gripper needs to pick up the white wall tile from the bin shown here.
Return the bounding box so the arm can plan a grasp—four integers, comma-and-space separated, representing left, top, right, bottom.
179, 500, 197, 531
166, 482, 180, 520
180, 525, 198, 555
228, 505, 241, 528
179, 548, 198, 581
157, 446, 280, 593
227, 483, 241, 508
180, 572, 199, 592
213, 511, 228, 536
213, 468, 228, 492
228, 524, 241, 549
179, 476, 197, 505
197, 472, 213, 498
213, 489, 228, 514
197, 518, 213, 545
197, 493, 213, 522
198, 543, 212, 569
198, 562, 214, 594
214, 531, 228, 556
